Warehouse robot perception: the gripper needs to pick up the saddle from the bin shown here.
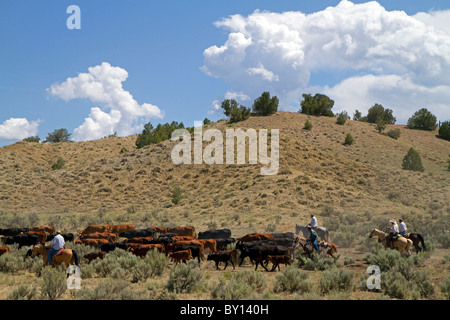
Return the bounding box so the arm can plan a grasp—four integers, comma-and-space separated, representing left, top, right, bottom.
55, 248, 65, 256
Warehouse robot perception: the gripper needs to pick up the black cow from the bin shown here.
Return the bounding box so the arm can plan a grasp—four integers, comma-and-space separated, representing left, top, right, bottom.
240, 244, 289, 271
119, 229, 155, 239
3, 234, 39, 248
207, 251, 235, 270
198, 229, 232, 240
215, 238, 236, 251
0, 228, 29, 237
100, 242, 129, 253
46, 233, 75, 243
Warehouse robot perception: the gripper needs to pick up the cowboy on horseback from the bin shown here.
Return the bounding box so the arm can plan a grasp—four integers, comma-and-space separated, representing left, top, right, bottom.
386, 220, 399, 249
307, 225, 320, 253
308, 214, 318, 231
48, 230, 65, 266
398, 219, 407, 236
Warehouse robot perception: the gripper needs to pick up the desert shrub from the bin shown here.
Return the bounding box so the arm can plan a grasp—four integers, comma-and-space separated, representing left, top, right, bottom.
0, 250, 27, 273
40, 266, 67, 300
296, 252, 337, 271
75, 279, 147, 300
382, 259, 434, 299
407, 108, 437, 131
132, 249, 168, 282
304, 119, 313, 131
319, 269, 354, 295
274, 265, 313, 294
386, 129, 401, 140
166, 263, 203, 293
51, 157, 65, 170
171, 186, 183, 205
375, 117, 387, 133
211, 277, 253, 300
336, 111, 349, 125
233, 271, 266, 292
7, 284, 38, 300
363, 249, 402, 272
332, 230, 355, 248
440, 276, 450, 300
402, 147, 424, 172
23, 136, 40, 143
344, 133, 354, 145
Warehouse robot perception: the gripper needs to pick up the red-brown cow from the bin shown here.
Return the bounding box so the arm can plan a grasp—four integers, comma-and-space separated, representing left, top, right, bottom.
237, 233, 274, 242
265, 255, 291, 271
110, 224, 135, 234
128, 244, 165, 257
79, 232, 118, 242
167, 226, 196, 237
80, 224, 112, 234
0, 246, 10, 257
83, 251, 106, 263
75, 238, 109, 248
148, 226, 167, 234
124, 236, 154, 244
29, 226, 56, 235
169, 249, 193, 264
198, 239, 217, 253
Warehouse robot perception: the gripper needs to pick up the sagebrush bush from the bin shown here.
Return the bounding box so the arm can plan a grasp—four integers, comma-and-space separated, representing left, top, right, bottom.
304, 119, 313, 131
386, 129, 401, 140
439, 276, 450, 300
7, 284, 37, 300
274, 265, 313, 294
319, 268, 355, 295
233, 271, 266, 292
402, 147, 424, 172
166, 263, 203, 293
344, 133, 354, 145
363, 249, 402, 272
211, 278, 253, 300
75, 279, 147, 300
296, 252, 337, 271
40, 266, 67, 300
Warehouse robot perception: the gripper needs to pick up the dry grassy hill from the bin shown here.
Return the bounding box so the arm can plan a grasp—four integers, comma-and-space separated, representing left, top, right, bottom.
0, 111, 449, 237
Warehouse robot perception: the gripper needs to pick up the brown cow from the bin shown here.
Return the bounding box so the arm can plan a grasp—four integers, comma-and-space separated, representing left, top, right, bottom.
21, 231, 47, 244
171, 236, 196, 241
198, 239, 217, 253
79, 232, 118, 242
29, 226, 56, 235
0, 246, 10, 256
83, 251, 106, 263
75, 238, 109, 248
110, 224, 135, 234
128, 244, 165, 257
81, 224, 112, 234
237, 233, 273, 242
124, 236, 154, 244
265, 254, 291, 271
169, 249, 193, 264
148, 226, 167, 234
167, 226, 196, 237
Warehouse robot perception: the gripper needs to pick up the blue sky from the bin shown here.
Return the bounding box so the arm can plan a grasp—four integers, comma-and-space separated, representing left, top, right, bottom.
1, 1, 450, 146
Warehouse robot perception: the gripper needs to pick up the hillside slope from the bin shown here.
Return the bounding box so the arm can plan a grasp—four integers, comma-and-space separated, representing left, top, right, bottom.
0, 112, 449, 235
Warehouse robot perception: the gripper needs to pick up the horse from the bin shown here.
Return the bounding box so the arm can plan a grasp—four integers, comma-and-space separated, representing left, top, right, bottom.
404, 233, 426, 254
295, 224, 329, 241
369, 229, 413, 256
293, 237, 338, 261
31, 245, 79, 269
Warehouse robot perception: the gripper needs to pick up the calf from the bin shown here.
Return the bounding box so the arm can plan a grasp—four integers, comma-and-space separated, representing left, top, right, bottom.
100, 242, 128, 253
0, 246, 10, 257
169, 249, 193, 264
207, 251, 236, 270
83, 251, 106, 264
241, 245, 289, 271
265, 255, 291, 271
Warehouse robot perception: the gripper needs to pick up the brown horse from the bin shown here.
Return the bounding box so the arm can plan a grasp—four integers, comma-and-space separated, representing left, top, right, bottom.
369, 229, 413, 256
31, 245, 79, 268
404, 233, 426, 254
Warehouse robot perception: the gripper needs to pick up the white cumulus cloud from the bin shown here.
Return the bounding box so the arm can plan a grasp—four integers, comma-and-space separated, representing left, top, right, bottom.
48, 62, 164, 141
0, 118, 40, 140
202, 0, 450, 123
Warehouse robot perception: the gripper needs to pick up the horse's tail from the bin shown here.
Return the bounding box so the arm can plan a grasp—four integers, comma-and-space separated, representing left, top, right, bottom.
417, 234, 426, 251
72, 249, 79, 266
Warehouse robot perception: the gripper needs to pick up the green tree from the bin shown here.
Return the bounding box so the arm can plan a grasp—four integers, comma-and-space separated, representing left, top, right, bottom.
407, 108, 437, 131
136, 121, 185, 149
203, 118, 211, 125
44, 129, 71, 143
171, 186, 183, 205
299, 93, 334, 117
252, 92, 279, 116
336, 111, 349, 125
375, 117, 387, 133
344, 133, 354, 146
366, 104, 396, 124
221, 99, 251, 123
353, 110, 362, 121
402, 147, 424, 172
438, 121, 450, 141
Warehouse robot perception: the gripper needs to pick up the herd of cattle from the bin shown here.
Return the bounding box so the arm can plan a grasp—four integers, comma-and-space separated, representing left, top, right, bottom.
0, 224, 338, 272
